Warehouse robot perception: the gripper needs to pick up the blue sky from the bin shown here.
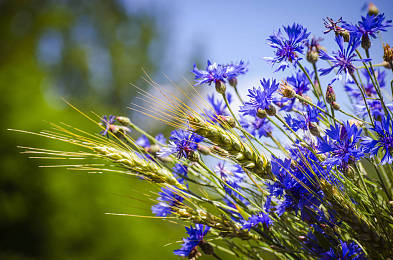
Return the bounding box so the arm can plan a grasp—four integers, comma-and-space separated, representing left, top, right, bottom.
124, 0, 393, 130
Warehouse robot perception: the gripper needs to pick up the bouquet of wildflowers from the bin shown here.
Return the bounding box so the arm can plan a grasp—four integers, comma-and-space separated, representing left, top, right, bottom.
14, 3, 393, 259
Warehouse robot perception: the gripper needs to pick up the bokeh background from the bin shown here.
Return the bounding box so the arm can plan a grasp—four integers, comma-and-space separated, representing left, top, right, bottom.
1, 0, 393, 259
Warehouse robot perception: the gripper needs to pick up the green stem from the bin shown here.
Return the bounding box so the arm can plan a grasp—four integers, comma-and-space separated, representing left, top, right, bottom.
297, 61, 321, 102
234, 86, 244, 104
312, 62, 328, 107
350, 73, 374, 125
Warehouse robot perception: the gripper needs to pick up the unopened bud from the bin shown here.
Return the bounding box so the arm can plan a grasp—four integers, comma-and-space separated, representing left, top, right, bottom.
367, 3, 379, 16
308, 122, 320, 137
228, 77, 238, 88
148, 144, 161, 154
361, 35, 371, 50
265, 105, 276, 116
116, 116, 131, 126
331, 101, 340, 110
215, 80, 226, 94
110, 125, 130, 137
326, 85, 336, 104
306, 50, 319, 64
383, 43, 393, 64
279, 81, 296, 98
256, 108, 267, 119
337, 30, 350, 42
197, 144, 210, 155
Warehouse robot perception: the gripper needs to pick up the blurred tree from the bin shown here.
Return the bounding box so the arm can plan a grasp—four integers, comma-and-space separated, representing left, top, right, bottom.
0, 0, 183, 259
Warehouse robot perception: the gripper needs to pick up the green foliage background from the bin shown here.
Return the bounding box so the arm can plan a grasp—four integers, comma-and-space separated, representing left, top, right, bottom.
0, 1, 186, 259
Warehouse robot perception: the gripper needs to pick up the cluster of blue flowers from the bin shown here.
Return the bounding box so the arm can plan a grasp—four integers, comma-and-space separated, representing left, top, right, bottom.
94, 5, 393, 259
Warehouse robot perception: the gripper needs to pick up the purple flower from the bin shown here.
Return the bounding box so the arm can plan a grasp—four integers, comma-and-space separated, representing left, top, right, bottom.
174, 224, 210, 258
362, 114, 393, 164
355, 100, 393, 119
172, 163, 188, 179
318, 122, 364, 172
240, 79, 279, 116
100, 115, 116, 136
226, 60, 249, 80
242, 212, 273, 230
267, 144, 332, 221
343, 13, 392, 40
240, 115, 272, 138
215, 163, 246, 197
324, 240, 366, 260
319, 36, 370, 82
158, 129, 203, 159
151, 185, 184, 217
345, 69, 386, 99
284, 103, 323, 132
192, 60, 248, 86
266, 23, 310, 71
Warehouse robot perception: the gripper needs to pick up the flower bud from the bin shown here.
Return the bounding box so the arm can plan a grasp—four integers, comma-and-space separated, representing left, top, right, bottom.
367, 2, 379, 16
306, 49, 319, 64
349, 119, 364, 128
361, 35, 371, 50
265, 105, 276, 116
308, 122, 320, 137
110, 125, 130, 137
197, 144, 210, 155
116, 116, 131, 126
326, 85, 336, 104
383, 43, 393, 64
148, 144, 161, 154
215, 80, 226, 94
279, 81, 296, 98
256, 108, 267, 119
337, 30, 350, 42
228, 77, 238, 88
331, 101, 340, 110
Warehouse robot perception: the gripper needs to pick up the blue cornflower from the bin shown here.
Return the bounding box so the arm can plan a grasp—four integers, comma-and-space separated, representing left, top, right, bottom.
343, 14, 392, 46
362, 114, 393, 164
240, 115, 272, 138
226, 60, 249, 80
174, 224, 210, 258
276, 70, 311, 111
100, 115, 116, 136
318, 122, 364, 172
215, 163, 246, 198
204, 93, 231, 123
284, 104, 322, 132
266, 23, 310, 71
345, 69, 386, 99
158, 129, 203, 159
242, 212, 273, 230
324, 240, 366, 260
267, 144, 329, 221
240, 79, 279, 116
151, 185, 184, 217
355, 100, 393, 119
192, 60, 248, 86
319, 36, 370, 82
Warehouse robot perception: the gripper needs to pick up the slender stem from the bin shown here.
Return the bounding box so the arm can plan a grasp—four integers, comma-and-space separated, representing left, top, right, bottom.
362, 49, 389, 115
297, 61, 321, 102
350, 73, 374, 125
234, 86, 244, 104
312, 62, 327, 107
372, 160, 392, 201
125, 120, 163, 145
330, 105, 337, 125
